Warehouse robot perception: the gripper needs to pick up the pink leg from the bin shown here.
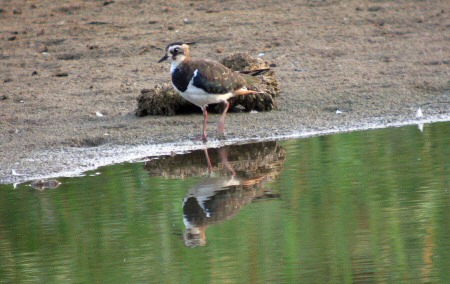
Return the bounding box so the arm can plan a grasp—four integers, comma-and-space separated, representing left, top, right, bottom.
202, 107, 208, 142
219, 147, 235, 176
203, 148, 213, 175
217, 100, 230, 134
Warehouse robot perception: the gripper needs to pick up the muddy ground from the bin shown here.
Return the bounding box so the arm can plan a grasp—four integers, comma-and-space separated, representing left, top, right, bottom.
0, 0, 449, 184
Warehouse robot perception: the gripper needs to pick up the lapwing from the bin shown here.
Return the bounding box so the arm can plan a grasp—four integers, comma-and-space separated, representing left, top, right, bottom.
158, 42, 265, 142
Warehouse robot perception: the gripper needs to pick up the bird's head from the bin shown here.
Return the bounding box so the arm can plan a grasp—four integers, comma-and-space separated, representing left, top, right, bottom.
158, 42, 194, 64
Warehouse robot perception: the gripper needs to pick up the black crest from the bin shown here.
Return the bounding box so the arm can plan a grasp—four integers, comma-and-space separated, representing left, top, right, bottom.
165, 41, 195, 51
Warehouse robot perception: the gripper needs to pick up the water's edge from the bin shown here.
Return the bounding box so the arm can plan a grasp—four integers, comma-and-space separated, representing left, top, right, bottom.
2, 115, 449, 185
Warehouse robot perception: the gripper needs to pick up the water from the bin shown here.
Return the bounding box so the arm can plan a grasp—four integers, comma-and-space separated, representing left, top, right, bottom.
0, 122, 448, 283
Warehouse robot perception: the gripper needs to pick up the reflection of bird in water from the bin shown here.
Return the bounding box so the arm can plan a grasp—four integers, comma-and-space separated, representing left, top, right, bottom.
183, 175, 241, 247
142, 141, 285, 247
182, 147, 272, 247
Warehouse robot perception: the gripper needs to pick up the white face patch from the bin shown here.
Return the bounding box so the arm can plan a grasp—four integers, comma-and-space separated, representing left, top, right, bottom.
170, 60, 181, 74
168, 45, 186, 73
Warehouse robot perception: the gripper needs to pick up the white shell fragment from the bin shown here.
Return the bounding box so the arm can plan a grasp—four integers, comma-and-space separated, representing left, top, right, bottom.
416, 107, 423, 118
11, 169, 23, 176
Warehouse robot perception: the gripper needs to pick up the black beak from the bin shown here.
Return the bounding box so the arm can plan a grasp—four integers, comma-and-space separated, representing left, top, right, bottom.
158, 54, 168, 63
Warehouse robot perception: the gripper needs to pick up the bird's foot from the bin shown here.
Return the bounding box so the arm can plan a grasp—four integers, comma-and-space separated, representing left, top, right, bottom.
217, 133, 227, 141
190, 134, 208, 143
217, 122, 225, 134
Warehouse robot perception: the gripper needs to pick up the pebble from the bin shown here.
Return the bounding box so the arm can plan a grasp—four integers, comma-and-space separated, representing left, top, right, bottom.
30, 179, 61, 190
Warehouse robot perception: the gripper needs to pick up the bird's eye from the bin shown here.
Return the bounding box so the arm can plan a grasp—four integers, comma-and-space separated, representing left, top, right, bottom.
173, 47, 179, 53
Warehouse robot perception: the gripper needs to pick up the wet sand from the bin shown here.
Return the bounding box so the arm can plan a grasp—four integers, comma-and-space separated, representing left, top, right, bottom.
1, 0, 449, 184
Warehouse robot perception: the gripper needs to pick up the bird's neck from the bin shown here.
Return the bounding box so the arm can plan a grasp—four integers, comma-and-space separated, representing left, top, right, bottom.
170, 56, 190, 74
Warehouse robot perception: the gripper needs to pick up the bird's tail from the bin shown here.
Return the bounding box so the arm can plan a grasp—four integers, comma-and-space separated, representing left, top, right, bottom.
238, 68, 270, 76
234, 88, 259, 96
238, 68, 270, 86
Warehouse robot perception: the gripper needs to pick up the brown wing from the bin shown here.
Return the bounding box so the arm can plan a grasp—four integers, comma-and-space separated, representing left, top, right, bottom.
190, 60, 247, 94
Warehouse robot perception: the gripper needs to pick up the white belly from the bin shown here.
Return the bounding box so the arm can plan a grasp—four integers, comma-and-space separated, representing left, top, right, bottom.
173, 82, 233, 108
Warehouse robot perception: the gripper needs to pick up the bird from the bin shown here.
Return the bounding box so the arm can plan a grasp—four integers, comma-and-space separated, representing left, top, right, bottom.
158, 42, 265, 142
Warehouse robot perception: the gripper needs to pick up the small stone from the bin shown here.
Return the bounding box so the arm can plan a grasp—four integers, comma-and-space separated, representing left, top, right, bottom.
38, 44, 48, 52
88, 21, 108, 25
367, 6, 383, 12
86, 44, 99, 50
31, 179, 61, 190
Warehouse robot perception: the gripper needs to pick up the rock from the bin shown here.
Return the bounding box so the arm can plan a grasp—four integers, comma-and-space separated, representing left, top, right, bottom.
31, 179, 61, 190
54, 72, 68, 77
135, 52, 280, 116
86, 44, 99, 50
39, 44, 49, 53
219, 52, 280, 112
136, 83, 199, 116
367, 6, 383, 12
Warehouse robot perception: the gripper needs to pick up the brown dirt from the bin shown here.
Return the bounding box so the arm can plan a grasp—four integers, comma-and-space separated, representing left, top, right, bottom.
0, 0, 449, 184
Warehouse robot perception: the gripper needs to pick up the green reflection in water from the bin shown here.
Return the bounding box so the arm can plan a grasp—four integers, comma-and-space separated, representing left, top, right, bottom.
0, 122, 448, 283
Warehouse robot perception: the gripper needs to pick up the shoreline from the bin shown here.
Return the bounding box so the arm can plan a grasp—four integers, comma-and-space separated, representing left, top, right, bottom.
2, 114, 448, 186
